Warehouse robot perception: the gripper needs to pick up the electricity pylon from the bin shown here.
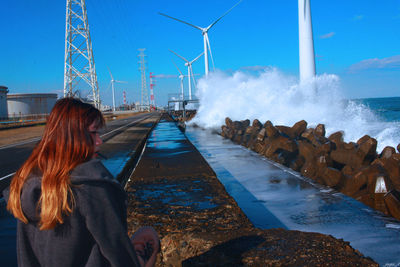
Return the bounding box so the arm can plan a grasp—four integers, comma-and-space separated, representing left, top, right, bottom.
64, 0, 100, 108
138, 49, 149, 111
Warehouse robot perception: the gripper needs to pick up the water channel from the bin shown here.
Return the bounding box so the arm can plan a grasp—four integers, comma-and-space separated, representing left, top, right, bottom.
186, 126, 400, 266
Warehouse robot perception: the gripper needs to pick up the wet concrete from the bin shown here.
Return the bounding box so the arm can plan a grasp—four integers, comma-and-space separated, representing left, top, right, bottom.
100, 114, 160, 183
125, 114, 377, 266
186, 126, 400, 266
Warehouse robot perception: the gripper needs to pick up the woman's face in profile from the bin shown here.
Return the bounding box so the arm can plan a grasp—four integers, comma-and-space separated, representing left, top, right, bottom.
88, 122, 103, 158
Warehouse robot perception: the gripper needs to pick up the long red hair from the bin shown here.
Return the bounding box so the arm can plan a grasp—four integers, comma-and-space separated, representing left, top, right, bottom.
7, 98, 105, 230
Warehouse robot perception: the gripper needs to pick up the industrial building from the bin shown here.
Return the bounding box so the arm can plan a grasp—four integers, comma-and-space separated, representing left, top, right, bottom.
7, 93, 57, 118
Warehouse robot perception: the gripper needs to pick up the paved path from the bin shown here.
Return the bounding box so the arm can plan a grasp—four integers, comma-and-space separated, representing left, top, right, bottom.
125, 114, 377, 266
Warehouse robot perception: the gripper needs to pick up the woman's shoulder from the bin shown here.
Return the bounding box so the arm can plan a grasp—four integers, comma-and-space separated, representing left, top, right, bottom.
70, 159, 114, 183
70, 159, 124, 194
71, 160, 127, 212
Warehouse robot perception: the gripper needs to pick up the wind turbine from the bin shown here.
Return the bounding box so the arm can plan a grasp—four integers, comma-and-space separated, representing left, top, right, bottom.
160, 0, 242, 77
107, 68, 127, 112
170, 49, 203, 100
172, 60, 185, 100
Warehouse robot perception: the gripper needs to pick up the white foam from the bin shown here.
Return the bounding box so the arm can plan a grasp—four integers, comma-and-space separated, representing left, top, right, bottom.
386, 223, 400, 229
191, 68, 399, 153
383, 263, 400, 267
320, 188, 333, 193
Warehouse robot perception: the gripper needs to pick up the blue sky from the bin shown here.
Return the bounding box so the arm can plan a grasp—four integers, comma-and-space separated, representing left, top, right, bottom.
1, 0, 399, 106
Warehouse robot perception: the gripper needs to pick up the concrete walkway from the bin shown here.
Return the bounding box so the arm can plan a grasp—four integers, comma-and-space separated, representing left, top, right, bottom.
125, 114, 377, 266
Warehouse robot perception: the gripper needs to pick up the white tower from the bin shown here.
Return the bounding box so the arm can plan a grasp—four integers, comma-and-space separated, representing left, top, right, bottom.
108, 69, 127, 112
298, 0, 316, 84
64, 0, 100, 107
172, 61, 185, 101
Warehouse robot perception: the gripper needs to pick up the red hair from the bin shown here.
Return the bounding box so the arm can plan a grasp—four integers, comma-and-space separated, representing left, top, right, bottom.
7, 98, 105, 230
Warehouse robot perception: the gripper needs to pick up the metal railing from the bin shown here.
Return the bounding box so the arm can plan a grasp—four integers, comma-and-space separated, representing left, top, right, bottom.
0, 113, 49, 126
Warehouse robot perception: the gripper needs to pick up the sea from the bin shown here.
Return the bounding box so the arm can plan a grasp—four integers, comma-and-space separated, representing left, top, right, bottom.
192, 70, 400, 153
186, 96, 400, 265
354, 97, 400, 123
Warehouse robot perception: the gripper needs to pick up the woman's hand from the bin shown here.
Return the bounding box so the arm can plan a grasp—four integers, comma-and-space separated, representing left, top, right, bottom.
131, 226, 160, 267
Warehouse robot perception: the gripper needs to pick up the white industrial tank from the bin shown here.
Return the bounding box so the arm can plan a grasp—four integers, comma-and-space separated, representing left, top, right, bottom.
0, 86, 8, 118
7, 93, 58, 118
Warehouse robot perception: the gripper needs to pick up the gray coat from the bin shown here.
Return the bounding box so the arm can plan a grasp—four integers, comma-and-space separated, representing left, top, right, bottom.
3, 159, 140, 267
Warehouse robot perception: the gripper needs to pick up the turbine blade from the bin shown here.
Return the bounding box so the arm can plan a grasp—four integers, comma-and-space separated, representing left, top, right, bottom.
107, 67, 114, 80
191, 52, 204, 64
169, 49, 188, 62
159, 13, 203, 31
206, 0, 242, 31
206, 35, 215, 70
172, 60, 183, 75
115, 80, 128, 84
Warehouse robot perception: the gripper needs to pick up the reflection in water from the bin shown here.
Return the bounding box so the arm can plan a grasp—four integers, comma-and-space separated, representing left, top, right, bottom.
137, 184, 217, 210
146, 122, 189, 153
186, 126, 400, 266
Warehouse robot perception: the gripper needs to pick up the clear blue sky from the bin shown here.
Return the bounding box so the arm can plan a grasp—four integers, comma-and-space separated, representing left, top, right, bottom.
1, 0, 399, 106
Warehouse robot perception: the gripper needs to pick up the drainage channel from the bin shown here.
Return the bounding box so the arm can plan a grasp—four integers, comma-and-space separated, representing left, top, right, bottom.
185, 127, 400, 266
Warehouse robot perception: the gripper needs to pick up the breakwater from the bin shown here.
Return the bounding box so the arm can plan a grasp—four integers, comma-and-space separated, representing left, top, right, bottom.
221, 117, 400, 221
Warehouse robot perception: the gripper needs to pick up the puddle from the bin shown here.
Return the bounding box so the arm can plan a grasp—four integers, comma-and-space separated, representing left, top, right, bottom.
145, 122, 191, 158
135, 182, 218, 211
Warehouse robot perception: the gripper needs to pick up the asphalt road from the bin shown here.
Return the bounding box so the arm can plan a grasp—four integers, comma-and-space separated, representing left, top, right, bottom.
0, 112, 156, 194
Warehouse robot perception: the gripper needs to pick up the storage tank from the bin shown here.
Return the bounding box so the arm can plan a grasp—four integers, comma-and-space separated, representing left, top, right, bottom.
0, 86, 8, 118
7, 93, 58, 118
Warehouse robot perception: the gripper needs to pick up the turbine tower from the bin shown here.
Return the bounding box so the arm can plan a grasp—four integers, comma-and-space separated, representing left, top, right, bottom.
160, 0, 242, 77
108, 68, 127, 112
170, 50, 203, 100
172, 60, 185, 100
64, 0, 100, 107
138, 49, 149, 111
298, 0, 316, 84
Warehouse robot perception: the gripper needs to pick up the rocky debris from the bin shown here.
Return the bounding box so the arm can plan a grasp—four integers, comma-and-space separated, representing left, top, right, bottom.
125, 113, 377, 266
180, 229, 377, 267
170, 110, 197, 122
380, 146, 396, 159
384, 190, 400, 220
314, 123, 326, 137
221, 117, 400, 221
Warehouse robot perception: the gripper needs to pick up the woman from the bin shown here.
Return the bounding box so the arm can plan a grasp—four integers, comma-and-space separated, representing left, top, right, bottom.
5, 98, 159, 267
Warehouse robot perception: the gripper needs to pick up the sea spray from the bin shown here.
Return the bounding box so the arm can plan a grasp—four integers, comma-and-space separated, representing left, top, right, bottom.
191, 68, 400, 152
